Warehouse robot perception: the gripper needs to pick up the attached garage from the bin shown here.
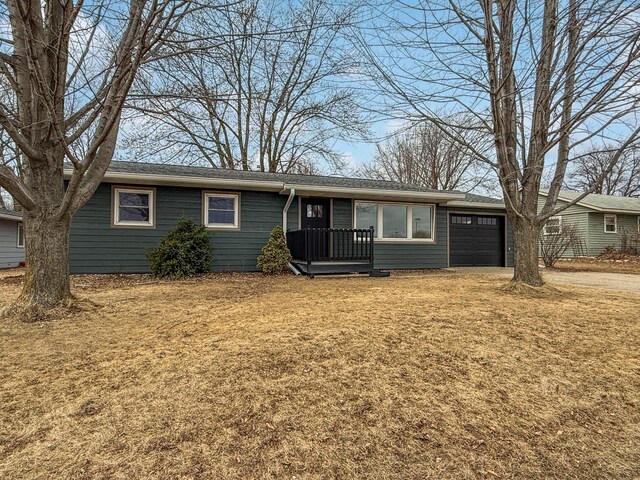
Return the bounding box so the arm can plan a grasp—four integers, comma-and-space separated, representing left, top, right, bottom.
449, 214, 505, 267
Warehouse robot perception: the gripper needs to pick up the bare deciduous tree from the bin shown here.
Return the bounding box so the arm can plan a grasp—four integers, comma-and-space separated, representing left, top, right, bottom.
0, 0, 189, 309
358, 0, 640, 286
125, 0, 367, 173
360, 120, 494, 192
568, 146, 640, 197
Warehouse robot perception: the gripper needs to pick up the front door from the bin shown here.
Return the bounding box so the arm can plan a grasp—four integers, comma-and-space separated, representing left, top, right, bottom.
301, 198, 330, 259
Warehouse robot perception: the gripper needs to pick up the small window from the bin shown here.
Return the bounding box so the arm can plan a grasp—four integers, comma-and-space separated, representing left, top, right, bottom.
478, 217, 497, 226
204, 192, 239, 229
637, 216, 639, 234
543, 216, 562, 235
451, 215, 472, 225
307, 204, 323, 218
17, 223, 24, 248
113, 187, 154, 227
604, 214, 617, 233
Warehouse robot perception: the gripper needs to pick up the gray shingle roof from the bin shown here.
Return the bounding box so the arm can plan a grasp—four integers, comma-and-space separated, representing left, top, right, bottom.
105, 161, 458, 195
546, 190, 640, 214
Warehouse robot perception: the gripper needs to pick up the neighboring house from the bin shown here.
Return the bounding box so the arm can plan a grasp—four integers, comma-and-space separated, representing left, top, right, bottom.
0, 207, 24, 269
65, 161, 514, 275
539, 190, 640, 257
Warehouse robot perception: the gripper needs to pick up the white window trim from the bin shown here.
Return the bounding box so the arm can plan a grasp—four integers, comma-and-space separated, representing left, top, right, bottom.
203, 192, 240, 230
112, 187, 155, 228
637, 216, 640, 234
17, 223, 24, 248
354, 201, 436, 243
603, 214, 617, 234
543, 215, 563, 235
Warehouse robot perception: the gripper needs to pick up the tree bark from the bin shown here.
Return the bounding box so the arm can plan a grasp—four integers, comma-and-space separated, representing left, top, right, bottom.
511, 217, 543, 286
18, 210, 72, 308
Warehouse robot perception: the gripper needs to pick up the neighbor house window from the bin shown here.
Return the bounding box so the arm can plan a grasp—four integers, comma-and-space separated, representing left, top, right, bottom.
17, 223, 24, 248
354, 201, 434, 241
203, 192, 239, 229
543, 216, 562, 235
113, 187, 155, 227
604, 214, 617, 233
637, 216, 640, 234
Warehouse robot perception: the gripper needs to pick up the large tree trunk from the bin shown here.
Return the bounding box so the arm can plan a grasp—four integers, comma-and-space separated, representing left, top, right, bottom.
511, 217, 543, 286
18, 210, 72, 308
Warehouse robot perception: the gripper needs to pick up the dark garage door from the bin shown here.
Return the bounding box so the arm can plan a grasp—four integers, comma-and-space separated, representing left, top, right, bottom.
449, 214, 505, 267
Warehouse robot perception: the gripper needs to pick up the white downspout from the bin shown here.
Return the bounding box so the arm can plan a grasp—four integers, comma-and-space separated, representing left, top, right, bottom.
282, 187, 295, 231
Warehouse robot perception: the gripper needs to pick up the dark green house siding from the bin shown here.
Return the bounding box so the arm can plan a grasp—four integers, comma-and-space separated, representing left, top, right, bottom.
70, 183, 513, 273
70, 183, 289, 273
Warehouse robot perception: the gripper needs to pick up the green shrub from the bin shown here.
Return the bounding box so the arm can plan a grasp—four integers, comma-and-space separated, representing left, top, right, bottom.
147, 218, 212, 277
257, 226, 292, 274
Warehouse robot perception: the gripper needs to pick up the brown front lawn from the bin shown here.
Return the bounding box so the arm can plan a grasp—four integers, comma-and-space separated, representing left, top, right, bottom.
1, 271, 639, 479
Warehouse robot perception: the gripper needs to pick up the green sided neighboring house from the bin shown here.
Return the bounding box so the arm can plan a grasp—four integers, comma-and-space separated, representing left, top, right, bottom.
538, 190, 640, 257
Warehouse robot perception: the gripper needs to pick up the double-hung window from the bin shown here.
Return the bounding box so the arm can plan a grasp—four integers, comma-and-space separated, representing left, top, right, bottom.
604, 214, 617, 233
203, 192, 239, 229
354, 201, 434, 241
543, 216, 562, 235
113, 187, 155, 227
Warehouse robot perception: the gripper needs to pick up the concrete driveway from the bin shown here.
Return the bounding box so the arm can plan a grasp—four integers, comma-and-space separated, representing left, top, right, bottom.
450, 267, 640, 293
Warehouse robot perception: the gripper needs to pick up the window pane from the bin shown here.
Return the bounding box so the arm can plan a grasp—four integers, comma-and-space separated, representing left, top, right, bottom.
307, 205, 323, 218
355, 203, 377, 233
412, 206, 432, 238
119, 206, 150, 222
209, 197, 235, 211
119, 192, 149, 207
17, 224, 24, 246
209, 210, 235, 225
382, 205, 407, 238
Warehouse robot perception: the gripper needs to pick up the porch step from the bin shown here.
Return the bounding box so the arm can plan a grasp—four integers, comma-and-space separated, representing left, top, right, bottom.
291, 260, 371, 276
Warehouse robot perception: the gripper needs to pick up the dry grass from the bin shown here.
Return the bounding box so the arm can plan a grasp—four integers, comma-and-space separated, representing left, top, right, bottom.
550, 257, 640, 275
1, 269, 639, 479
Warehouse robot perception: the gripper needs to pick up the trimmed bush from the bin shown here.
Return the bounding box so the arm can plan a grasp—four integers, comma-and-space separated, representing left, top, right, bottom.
147, 218, 212, 277
257, 226, 292, 274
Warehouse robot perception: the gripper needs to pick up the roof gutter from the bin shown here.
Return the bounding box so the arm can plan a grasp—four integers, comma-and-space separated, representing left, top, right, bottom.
282, 183, 466, 202
445, 200, 506, 209
0, 213, 22, 221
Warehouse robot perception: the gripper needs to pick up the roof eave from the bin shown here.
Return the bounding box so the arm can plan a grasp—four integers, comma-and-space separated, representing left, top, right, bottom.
445, 200, 506, 209
0, 213, 22, 221
63, 169, 467, 201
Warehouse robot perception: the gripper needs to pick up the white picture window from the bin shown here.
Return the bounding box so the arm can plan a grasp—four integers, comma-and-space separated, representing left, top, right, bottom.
543, 216, 562, 235
17, 223, 24, 248
354, 201, 435, 241
604, 214, 617, 233
204, 193, 239, 229
113, 188, 154, 227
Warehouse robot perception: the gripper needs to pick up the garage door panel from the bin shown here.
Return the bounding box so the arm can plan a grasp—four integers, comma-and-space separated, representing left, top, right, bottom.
450, 215, 504, 267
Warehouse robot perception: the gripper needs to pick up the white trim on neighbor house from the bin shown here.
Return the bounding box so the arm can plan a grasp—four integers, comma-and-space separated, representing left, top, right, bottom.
17, 223, 24, 248
0, 212, 22, 221
637, 216, 640, 234
112, 186, 156, 228
202, 191, 240, 230
353, 200, 436, 243
543, 215, 563, 235
604, 214, 617, 234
